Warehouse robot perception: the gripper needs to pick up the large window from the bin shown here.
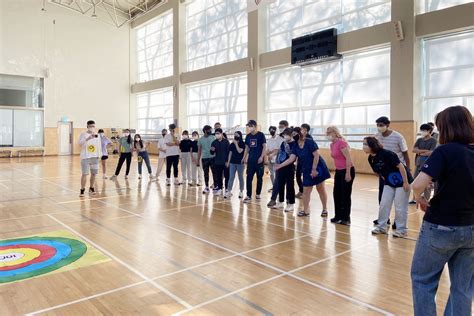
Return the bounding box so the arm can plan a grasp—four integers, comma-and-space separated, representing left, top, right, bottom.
186, 0, 248, 71
267, 0, 391, 51
136, 10, 173, 82
422, 32, 474, 122
186, 74, 247, 132
265, 47, 390, 147
137, 88, 174, 134
418, 0, 472, 13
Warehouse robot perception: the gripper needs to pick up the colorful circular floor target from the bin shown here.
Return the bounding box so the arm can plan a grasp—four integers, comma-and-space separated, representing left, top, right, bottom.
0, 237, 87, 284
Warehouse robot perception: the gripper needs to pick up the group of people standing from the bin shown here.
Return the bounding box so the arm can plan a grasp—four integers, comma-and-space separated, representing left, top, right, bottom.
77, 105, 473, 316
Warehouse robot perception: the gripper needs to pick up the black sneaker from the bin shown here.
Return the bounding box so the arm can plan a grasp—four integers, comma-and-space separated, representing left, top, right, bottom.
392, 222, 397, 230
409, 200, 416, 205
267, 200, 276, 208
79, 188, 85, 197
330, 217, 340, 223
89, 187, 96, 196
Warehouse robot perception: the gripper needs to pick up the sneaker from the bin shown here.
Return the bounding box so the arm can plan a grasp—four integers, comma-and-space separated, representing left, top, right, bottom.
295, 192, 303, 199
330, 217, 341, 224
272, 202, 284, 209
202, 187, 210, 194
243, 196, 251, 203
166, 178, 171, 186
212, 188, 220, 194
189, 182, 195, 187
110, 175, 117, 181
409, 200, 416, 205
371, 227, 388, 235
392, 230, 408, 238
89, 187, 97, 196
197, 183, 202, 187
125, 175, 129, 179
102, 175, 108, 180
215, 189, 222, 196
255, 195, 261, 200
267, 200, 276, 208
267, 188, 272, 193
224, 191, 232, 199
392, 222, 397, 230
339, 220, 351, 226
284, 204, 295, 212
238, 191, 244, 199
79, 188, 85, 197
174, 179, 181, 185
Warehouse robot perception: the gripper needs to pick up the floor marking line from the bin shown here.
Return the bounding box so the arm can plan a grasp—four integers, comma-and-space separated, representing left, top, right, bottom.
44, 214, 193, 310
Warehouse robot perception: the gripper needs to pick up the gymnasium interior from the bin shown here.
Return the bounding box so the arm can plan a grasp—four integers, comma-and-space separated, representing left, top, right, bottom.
0, 0, 473, 315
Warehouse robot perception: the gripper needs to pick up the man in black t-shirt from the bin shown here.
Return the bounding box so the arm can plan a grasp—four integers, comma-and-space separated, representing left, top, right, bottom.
243, 120, 266, 202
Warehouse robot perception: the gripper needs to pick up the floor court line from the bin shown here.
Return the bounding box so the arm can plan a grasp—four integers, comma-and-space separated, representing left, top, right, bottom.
97, 201, 392, 316
44, 214, 193, 310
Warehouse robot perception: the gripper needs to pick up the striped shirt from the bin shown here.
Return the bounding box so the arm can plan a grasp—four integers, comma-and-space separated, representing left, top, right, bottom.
375, 130, 408, 165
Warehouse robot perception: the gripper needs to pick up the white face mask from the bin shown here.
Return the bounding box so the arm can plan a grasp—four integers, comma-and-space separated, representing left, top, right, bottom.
182, 135, 189, 139
421, 131, 430, 137
362, 144, 371, 153
88, 127, 95, 133
377, 126, 387, 133
192, 135, 198, 140
249, 127, 255, 133
135, 138, 141, 142
215, 133, 222, 140
284, 135, 292, 142
279, 127, 285, 133
99, 133, 104, 137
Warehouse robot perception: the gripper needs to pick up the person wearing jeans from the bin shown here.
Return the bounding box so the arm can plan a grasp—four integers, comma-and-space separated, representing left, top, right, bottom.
197, 125, 216, 194
327, 126, 355, 225
164, 123, 180, 186
133, 134, 154, 180
226, 131, 245, 198
411, 106, 474, 316
363, 136, 412, 238
242, 120, 266, 202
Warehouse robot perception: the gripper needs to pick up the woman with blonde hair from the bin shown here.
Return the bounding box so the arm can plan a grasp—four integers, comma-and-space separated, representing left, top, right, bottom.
326, 126, 355, 225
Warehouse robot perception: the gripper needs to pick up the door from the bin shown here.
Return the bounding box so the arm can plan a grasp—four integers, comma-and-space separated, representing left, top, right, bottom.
58, 121, 73, 155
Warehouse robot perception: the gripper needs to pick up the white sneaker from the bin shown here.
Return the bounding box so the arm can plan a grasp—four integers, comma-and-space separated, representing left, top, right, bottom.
272, 202, 284, 209
392, 230, 408, 238
166, 178, 171, 186
215, 189, 222, 196
174, 178, 181, 185
203, 187, 210, 194
224, 191, 232, 199
255, 195, 261, 200
148, 174, 155, 181
243, 196, 251, 203
102, 175, 108, 180
110, 175, 117, 181
371, 227, 388, 235
238, 191, 243, 199
284, 204, 295, 212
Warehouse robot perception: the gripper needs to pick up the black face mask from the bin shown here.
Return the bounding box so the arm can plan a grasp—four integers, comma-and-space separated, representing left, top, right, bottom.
269, 130, 276, 136
162, 133, 166, 137
234, 136, 240, 141
293, 134, 300, 142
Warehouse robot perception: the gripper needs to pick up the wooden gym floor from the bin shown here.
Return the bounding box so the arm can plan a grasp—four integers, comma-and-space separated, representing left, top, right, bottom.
0, 156, 451, 315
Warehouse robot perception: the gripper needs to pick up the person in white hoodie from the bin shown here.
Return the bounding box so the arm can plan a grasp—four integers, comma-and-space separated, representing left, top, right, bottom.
78, 120, 102, 197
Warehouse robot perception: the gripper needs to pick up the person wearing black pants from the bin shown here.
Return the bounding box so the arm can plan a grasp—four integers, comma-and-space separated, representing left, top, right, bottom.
243, 120, 267, 202
210, 129, 229, 195
166, 155, 179, 180
111, 129, 133, 180
273, 128, 297, 212
201, 158, 214, 189
326, 126, 355, 225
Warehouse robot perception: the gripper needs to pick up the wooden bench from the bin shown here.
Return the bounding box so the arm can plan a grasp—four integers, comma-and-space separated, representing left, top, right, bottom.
0, 150, 12, 158
17, 149, 45, 157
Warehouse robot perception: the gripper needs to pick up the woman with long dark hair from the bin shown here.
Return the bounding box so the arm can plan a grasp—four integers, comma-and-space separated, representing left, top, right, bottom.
411, 106, 474, 316
111, 129, 133, 180
133, 133, 154, 180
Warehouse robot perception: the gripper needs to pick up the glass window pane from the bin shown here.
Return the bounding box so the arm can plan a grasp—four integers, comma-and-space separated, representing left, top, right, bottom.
0, 74, 44, 108
418, 0, 472, 13
136, 87, 174, 134
0, 109, 13, 146
13, 110, 43, 147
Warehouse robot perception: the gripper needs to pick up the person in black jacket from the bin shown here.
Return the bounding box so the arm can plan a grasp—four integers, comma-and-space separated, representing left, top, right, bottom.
210, 128, 230, 195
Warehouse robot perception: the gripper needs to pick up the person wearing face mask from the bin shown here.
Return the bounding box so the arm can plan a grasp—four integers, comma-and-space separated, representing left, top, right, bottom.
179, 130, 193, 185
78, 120, 103, 197
210, 128, 230, 195
133, 134, 154, 180
267, 120, 290, 208
273, 128, 297, 212
326, 126, 355, 225
295, 124, 314, 199
409, 124, 437, 203
242, 120, 267, 203
293, 124, 330, 217
98, 129, 112, 180
154, 129, 168, 181
363, 136, 412, 237
198, 125, 216, 194
190, 131, 203, 186
164, 123, 181, 186
374, 116, 411, 228
226, 131, 245, 198
266, 126, 284, 192
110, 129, 133, 180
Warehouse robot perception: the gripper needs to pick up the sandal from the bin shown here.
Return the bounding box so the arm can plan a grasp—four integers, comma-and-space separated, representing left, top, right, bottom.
320, 210, 328, 217
297, 211, 310, 217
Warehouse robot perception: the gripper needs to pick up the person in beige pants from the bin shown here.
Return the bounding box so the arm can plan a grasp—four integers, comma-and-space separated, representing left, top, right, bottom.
155, 129, 167, 180
190, 131, 203, 186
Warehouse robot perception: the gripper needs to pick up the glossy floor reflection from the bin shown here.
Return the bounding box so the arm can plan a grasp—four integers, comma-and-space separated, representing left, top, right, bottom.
0, 156, 450, 315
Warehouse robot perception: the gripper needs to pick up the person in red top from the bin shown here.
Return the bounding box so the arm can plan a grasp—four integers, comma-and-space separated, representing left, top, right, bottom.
326, 126, 355, 225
